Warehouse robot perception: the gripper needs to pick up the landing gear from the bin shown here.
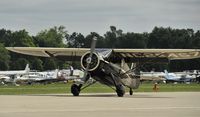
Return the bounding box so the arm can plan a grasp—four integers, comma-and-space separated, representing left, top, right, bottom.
129, 88, 133, 95
110, 73, 125, 97
71, 84, 81, 96
71, 80, 96, 96
116, 84, 125, 97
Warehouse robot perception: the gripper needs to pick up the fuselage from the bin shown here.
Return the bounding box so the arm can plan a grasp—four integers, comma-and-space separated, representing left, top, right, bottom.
89, 60, 140, 89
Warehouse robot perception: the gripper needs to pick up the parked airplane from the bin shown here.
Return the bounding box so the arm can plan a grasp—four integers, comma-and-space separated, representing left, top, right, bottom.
0, 64, 30, 85
140, 71, 165, 82
59, 69, 84, 81
0, 75, 11, 85
164, 70, 194, 83
18, 69, 59, 84
0, 64, 30, 75
6, 38, 200, 96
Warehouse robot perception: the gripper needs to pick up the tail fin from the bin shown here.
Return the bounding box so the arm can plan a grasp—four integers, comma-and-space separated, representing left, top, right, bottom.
53, 69, 59, 78
25, 64, 30, 73
164, 70, 169, 79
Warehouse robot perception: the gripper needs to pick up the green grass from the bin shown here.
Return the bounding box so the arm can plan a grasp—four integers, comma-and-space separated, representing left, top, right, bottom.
135, 83, 200, 92
0, 83, 200, 95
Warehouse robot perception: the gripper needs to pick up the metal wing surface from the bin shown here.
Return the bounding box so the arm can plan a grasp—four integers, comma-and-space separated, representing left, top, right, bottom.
6, 47, 89, 59
113, 49, 200, 60
6, 47, 200, 62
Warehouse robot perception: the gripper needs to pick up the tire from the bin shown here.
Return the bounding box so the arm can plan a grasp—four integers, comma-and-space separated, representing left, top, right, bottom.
129, 88, 133, 95
71, 84, 80, 96
116, 84, 125, 97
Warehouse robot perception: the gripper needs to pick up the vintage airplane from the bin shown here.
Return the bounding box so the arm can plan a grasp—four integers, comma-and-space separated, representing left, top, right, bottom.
6, 38, 200, 96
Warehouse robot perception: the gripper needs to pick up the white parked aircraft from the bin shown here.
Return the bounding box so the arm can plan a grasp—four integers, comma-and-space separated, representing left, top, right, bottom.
0, 64, 30, 75
140, 71, 165, 81
0, 64, 30, 84
18, 69, 59, 84
164, 70, 195, 83
59, 69, 84, 80
0, 75, 11, 85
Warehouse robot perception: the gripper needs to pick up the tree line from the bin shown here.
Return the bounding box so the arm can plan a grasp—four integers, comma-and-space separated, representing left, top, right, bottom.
0, 26, 200, 71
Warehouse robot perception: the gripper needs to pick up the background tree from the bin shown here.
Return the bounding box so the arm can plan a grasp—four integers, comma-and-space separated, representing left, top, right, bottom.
0, 29, 12, 46
67, 32, 85, 47
118, 32, 148, 48
10, 30, 35, 47
170, 29, 193, 48
147, 27, 172, 48
0, 43, 10, 70
192, 31, 200, 49
43, 58, 57, 70
10, 58, 29, 70
84, 32, 103, 48
34, 26, 67, 47
30, 58, 43, 71
104, 26, 122, 48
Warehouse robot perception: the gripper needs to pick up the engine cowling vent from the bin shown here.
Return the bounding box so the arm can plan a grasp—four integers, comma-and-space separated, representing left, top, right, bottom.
81, 52, 100, 71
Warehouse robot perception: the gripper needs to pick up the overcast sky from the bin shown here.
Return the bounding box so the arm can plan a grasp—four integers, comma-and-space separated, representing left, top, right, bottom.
0, 0, 200, 36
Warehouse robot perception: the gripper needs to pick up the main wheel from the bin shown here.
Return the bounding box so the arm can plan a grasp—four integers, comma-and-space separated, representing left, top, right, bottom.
71, 84, 80, 96
129, 88, 133, 95
116, 84, 125, 97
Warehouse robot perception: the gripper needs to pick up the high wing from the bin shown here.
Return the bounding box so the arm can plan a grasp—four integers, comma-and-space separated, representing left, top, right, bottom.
6, 47, 89, 57
113, 49, 200, 60
6, 47, 200, 62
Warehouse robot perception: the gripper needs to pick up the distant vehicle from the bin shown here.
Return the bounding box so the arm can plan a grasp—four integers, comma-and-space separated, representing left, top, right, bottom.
164, 70, 194, 83
0, 64, 30, 85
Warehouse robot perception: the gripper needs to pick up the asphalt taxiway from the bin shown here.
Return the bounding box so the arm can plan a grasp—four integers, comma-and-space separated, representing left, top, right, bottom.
0, 92, 200, 117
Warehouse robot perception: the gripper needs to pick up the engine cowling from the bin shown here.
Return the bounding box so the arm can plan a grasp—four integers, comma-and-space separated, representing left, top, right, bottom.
81, 52, 101, 72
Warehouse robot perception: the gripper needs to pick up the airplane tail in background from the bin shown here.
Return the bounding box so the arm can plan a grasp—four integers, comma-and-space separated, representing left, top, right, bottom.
25, 64, 30, 73
53, 69, 59, 79
164, 70, 170, 79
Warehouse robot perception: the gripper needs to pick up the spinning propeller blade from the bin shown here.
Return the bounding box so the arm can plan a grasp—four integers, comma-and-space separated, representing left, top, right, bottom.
83, 37, 97, 80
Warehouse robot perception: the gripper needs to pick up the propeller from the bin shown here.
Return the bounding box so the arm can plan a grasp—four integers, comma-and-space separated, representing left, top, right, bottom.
83, 37, 97, 81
